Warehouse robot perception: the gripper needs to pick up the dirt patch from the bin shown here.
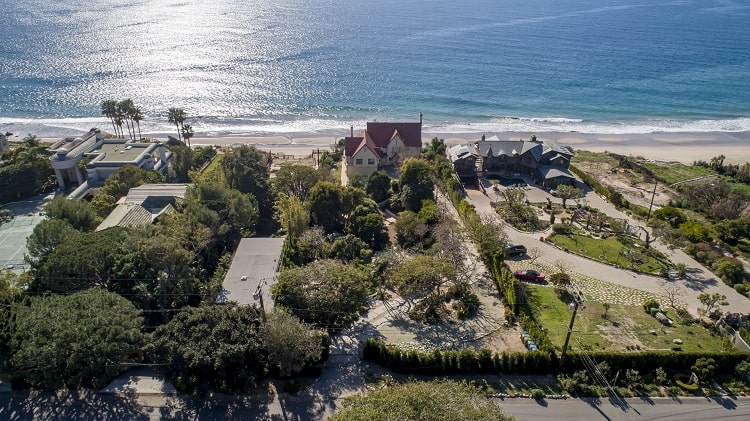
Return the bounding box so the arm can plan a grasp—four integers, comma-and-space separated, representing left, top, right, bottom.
595, 316, 644, 352
471, 325, 528, 353
574, 157, 675, 208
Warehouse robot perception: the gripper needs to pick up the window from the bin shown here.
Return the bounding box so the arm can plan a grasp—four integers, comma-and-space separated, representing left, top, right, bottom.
368, 158, 375, 165
355, 158, 363, 165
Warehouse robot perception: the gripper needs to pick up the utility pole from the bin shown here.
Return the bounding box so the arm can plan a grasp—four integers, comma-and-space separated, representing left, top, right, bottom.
253, 281, 267, 322
646, 181, 658, 221
560, 293, 583, 368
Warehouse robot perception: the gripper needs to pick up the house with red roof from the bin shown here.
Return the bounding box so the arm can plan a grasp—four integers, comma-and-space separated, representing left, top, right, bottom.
343, 115, 424, 178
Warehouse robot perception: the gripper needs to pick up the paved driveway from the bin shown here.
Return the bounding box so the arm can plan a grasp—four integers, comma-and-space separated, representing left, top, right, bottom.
465, 187, 750, 314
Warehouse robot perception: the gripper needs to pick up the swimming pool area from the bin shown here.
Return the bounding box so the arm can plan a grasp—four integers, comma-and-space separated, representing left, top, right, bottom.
489, 176, 526, 187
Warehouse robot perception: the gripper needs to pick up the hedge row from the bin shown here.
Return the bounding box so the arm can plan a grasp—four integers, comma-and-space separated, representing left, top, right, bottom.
363, 338, 750, 376
562, 351, 749, 374
362, 338, 554, 374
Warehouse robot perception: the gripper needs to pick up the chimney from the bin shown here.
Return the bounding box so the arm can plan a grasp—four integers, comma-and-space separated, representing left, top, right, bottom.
419, 113, 423, 125
531, 134, 538, 142
350, 125, 353, 138
481, 134, 485, 141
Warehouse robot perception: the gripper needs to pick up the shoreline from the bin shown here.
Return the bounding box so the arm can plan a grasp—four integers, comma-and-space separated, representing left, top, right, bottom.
185, 131, 750, 164
5, 128, 749, 164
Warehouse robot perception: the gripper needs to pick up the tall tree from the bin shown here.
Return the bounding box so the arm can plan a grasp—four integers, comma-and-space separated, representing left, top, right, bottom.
306, 181, 346, 233
220, 145, 272, 219
555, 184, 584, 209
10, 288, 144, 389
44, 195, 99, 232
100, 100, 119, 136
272, 164, 321, 202
25, 218, 79, 269
131, 107, 144, 140
399, 158, 434, 212
181, 123, 194, 148
167, 107, 185, 141
275, 193, 309, 238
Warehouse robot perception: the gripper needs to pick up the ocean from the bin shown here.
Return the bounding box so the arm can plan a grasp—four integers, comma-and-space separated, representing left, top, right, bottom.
0, 0, 749, 137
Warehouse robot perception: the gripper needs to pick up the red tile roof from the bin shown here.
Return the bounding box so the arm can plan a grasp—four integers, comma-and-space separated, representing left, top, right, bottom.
366, 122, 422, 149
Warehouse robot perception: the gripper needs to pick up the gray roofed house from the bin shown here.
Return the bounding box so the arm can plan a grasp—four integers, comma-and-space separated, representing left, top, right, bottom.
95, 183, 189, 231
447, 135, 576, 188
220, 238, 285, 309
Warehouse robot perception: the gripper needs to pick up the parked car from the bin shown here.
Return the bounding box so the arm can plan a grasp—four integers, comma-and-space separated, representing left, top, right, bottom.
513, 269, 546, 283
505, 244, 527, 256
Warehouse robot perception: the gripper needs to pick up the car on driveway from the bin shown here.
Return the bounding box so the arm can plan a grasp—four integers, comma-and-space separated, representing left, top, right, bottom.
513, 269, 545, 283
505, 244, 527, 257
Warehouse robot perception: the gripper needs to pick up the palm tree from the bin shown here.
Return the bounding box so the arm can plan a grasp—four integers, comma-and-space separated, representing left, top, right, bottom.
118, 99, 136, 140
13, 134, 45, 167
131, 107, 144, 141
181, 124, 194, 148
167, 107, 185, 142
100, 100, 118, 136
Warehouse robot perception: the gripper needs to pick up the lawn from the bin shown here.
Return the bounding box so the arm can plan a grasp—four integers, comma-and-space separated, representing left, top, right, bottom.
571, 150, 619, 166
526, 286, 727, 353
639, 161, 715, 185
548, 233, 670, 274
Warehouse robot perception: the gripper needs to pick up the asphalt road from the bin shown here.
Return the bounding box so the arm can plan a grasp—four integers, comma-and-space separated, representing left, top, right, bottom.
498, 396, 750, 421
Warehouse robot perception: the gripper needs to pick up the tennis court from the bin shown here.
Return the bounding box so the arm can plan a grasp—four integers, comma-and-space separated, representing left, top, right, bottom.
0, 195, 54, 272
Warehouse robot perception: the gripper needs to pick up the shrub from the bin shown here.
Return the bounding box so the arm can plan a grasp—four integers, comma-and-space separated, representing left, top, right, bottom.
530, 388, 545, 400
643, 297, 660, 313
551, 223, 574, 235
674, 373, 699, 391
691, 357, 717, 381
654, 367, 668, 385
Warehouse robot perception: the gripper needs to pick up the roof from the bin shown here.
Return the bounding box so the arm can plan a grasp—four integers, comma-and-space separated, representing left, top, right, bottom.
220, 238, 285, 307
475, 140, 527, 158
95, 203, 154, 231
537, 166, 576, 180
366, 121, 422, 149
125, 183, 190, 205
447, 144, 478, 163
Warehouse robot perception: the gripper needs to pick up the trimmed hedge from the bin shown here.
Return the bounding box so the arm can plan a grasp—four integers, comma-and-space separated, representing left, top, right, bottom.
362, 338, 554, 375
562, 351, 750, 374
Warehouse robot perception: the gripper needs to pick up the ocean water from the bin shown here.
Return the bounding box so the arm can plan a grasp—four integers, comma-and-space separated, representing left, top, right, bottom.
0, 0, 749, 137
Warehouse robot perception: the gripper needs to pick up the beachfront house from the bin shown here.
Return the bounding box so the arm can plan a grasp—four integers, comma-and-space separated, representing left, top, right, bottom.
448, 135, 576, 188
49, 128, 171, 197
343, 116, 423, 178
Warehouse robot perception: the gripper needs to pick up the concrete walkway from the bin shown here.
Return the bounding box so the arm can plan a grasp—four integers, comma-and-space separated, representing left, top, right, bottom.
466, 186, 750, 314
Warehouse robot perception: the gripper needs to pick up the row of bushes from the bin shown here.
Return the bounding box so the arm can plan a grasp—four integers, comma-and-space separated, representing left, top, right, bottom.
562, 351, 749, 375
363, 338, 750, 377
362, 338, 554, 374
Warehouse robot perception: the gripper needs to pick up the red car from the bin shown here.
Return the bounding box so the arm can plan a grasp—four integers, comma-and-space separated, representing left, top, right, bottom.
513, 270, 546, 283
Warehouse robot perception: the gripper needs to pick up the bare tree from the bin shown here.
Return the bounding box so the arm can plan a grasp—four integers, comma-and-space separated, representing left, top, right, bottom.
527, 247, 543, 264
554, 259, 573, 276
662, 284, 685, 309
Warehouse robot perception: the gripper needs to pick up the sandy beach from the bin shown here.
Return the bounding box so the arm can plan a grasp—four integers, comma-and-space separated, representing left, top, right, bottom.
184, 131, 750, 165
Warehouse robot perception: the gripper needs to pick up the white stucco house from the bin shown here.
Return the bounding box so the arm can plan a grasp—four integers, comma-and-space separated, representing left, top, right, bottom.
48, 128, 171, 193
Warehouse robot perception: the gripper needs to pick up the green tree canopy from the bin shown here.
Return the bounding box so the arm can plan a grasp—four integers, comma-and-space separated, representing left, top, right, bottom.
399, 158, 434, 212
273, 164, 321, 201
220, 145, 272, 219
10, 288, 144, 389
44, 196, 99, 231
25, 218, 79, 269
329, 380, 513, 421
272, 259, 371, 329
148, 304, 266, 393
261, 309, 326, 377
389, 255, 457, 301
307, 181, 346, 233
365, 170, 391, 203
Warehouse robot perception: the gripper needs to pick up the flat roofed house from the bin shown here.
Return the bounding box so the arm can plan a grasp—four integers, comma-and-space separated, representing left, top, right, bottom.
49, 128, 171, 195
221, 238, 285, 309
343, 115, 424, 178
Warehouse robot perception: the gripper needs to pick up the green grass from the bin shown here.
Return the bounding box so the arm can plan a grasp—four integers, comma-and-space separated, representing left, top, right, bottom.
729, 180, 750, 200
571, 150, 619, 166
526, 286, 726, 353
549, 233, 670, 274
639, 161, 715, 185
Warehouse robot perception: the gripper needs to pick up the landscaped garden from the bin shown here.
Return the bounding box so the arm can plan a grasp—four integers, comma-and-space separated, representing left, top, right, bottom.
548, 232, 671, 274
526, 285, 728, 353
